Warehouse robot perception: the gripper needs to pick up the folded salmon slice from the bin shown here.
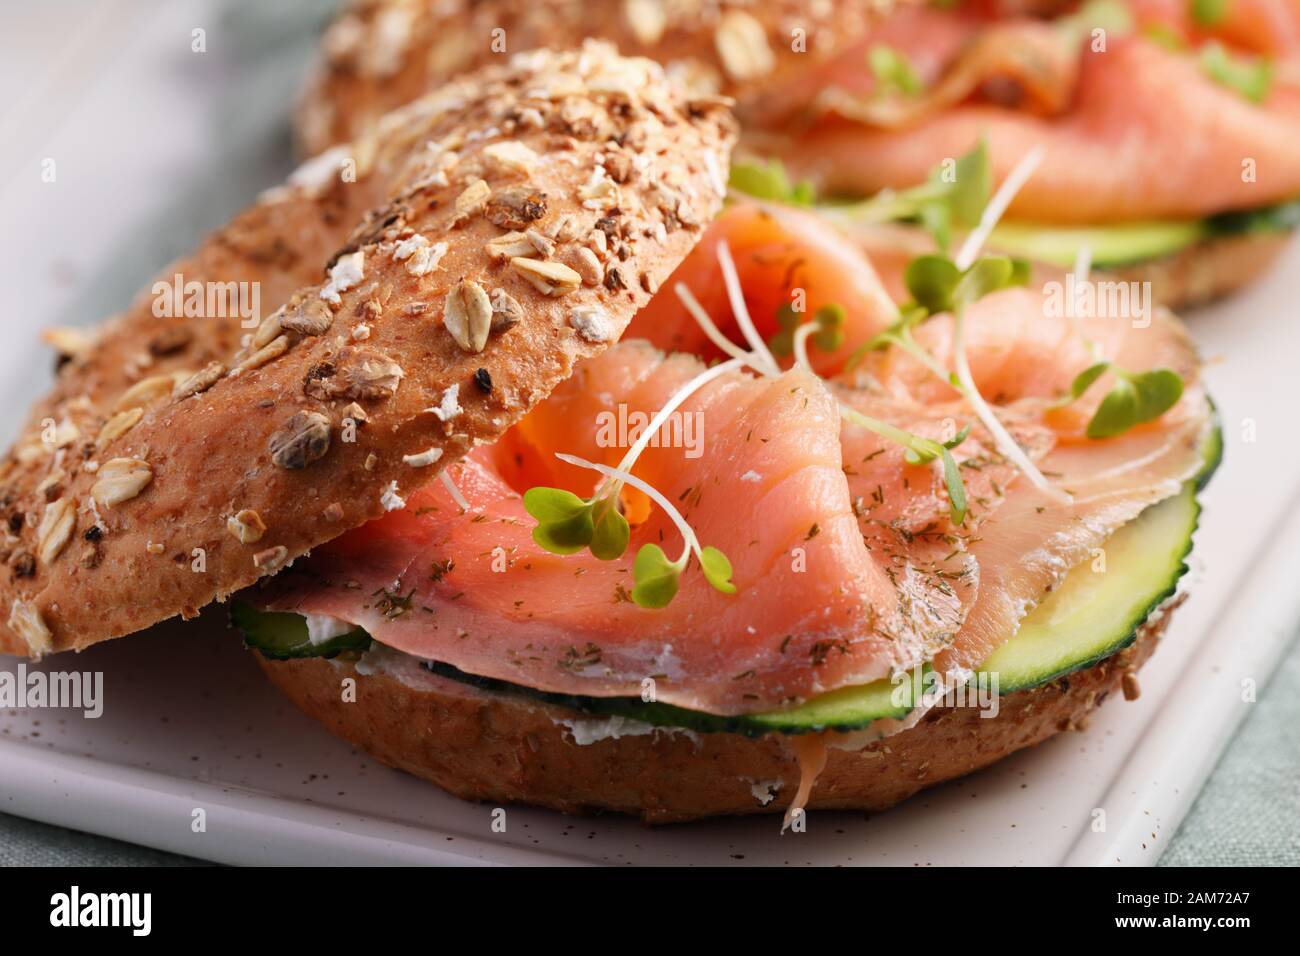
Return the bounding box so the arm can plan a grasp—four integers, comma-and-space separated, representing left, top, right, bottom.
625, 202, 898, 377
263, 341, 1001, 713
769, 4, 1300, 221
844, 277, 1213, 681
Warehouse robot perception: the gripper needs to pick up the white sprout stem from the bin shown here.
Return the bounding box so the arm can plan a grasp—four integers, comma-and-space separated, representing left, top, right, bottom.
681, 265, 945, 471
1071, 243, 1093, 330
954, 146, 1046, 270
951, 309, 1072, 504
610, 355, 748, 484
884, 330, 953, 386
439, 469, 471, 512
716, 239, 781, 376
791, 322, 818, 373
674, 283, 773, 376
936, 145, 1065, 499
691, 237, 1051, 506
826, 182, 946, 227
558, 453, 699, 566
1072, 243, 1092, 287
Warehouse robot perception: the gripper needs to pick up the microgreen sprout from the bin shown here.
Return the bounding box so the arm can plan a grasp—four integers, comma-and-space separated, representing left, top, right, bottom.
758, 297, 976, 524
1052, 241, 1183, 439
522, 485, 630, 560
839, 404, 971, 525
706, 242, 976, 527
827, 141, 993, 253
954, 145, 1043, 270
788, 312, 847, 372
1054, 361, 1185, 439
554, 453, 736, 609
717, 241, 781, 375
771, 302, 846, 358
844, 303, 943, 377
1200, 41, 1273, 103
522, 356, 746, 608
728, 159, 817, 207
868, 44, 923, 97
896, 251, 1070, 503
900, 147, 1073, 504
842, 148, 1070, 504
673, 283, 762, 369
1190, 0, 1229, 28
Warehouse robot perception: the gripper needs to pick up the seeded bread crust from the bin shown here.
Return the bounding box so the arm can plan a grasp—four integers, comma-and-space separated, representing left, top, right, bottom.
0, 45, 734, 658
295, 0, 898, 156
255, 602, 1174, 824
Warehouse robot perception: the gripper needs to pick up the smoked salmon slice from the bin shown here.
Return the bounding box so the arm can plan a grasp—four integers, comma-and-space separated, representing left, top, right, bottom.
262, 343, 995, 713
625, 202, 898, 377
258, 200, 1213, 720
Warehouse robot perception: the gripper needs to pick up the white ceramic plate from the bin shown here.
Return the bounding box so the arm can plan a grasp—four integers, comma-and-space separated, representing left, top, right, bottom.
1, 0, 1297, 866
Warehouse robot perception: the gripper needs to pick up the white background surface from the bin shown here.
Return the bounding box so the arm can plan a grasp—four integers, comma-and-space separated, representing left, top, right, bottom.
1, 0, 1298, 865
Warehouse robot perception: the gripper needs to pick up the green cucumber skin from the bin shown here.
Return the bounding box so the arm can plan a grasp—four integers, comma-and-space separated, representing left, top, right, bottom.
1205, 198, 1300, 238
236, 492, 1186, 731
420, 661, 912, 737
1195, 410, 1225, 493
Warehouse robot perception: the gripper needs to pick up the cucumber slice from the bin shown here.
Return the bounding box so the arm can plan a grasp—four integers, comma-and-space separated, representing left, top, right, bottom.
238, 478, 1188, 732
231, 602, 370, 660
986, 196, 1300, 269
1196, 411, 1224, 492
416, 661, 918, 737
988, 220, 1207, 269
743, 671, 914, 732
975, 486, 1195, 693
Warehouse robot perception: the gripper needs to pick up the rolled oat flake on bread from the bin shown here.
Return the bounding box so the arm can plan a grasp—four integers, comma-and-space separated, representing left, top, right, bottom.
0, 44, 735, 657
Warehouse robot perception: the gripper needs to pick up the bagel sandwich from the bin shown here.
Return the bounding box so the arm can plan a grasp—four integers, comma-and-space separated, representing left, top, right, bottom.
232, 189, 1220, 820
3, 41, 1222, 829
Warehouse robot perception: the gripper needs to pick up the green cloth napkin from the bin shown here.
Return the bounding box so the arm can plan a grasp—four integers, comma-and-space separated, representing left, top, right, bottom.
1157, 641, 1300, 866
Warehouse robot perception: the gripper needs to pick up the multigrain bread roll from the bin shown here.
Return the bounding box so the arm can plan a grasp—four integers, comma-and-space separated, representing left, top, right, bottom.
0, 44, 735, 658
295, 0, 900, 156
257, 598, 1175, 823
